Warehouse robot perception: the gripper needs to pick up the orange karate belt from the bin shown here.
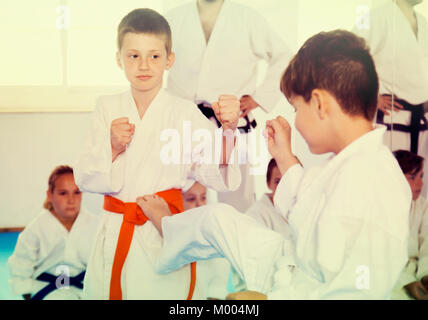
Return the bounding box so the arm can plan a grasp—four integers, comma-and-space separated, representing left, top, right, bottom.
103, 189, 196, 300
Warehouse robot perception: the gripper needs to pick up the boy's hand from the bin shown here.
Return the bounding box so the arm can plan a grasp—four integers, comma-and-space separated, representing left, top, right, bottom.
266, 116, 299, 175
240, 95, 259, 118
212, 95, 240, 131
226, 290, 267, 300
136, 195, 172, 236
111, 117, 135, 161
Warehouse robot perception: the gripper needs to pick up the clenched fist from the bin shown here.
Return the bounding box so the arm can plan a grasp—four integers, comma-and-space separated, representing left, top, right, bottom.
266, 116, 299, 175
111, 117, 135, 161
212, 95, 240, 131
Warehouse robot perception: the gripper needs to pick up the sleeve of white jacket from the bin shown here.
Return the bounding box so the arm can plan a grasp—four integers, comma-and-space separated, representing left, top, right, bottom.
155, 203, 285, 294
74, 98, 125, 194
8, 228, 39, 295
273, 164, 304, 220
416, 201, 428, 280
247, 9, 292, 113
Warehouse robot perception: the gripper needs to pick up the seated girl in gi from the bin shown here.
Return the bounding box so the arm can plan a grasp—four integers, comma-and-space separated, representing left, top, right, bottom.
137, 30, 412, 299
74, 8, 241, 300
391, 150, 428, 300
8, 165, 99, 300
245, 158, 291, 239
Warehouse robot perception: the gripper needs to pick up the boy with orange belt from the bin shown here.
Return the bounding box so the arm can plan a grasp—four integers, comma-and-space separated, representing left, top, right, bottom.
74, 8, 241, 300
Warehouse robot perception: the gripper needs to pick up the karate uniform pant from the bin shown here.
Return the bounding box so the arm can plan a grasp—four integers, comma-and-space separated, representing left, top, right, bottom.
157, 203, 285, 294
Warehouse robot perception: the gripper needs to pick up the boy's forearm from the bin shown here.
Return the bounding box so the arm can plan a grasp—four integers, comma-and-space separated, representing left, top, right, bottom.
220, 131, 236, 165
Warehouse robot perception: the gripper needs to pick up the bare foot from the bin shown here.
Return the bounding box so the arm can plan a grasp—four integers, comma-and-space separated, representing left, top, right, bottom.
136, 195, 172, 236
226, 290, 267, 300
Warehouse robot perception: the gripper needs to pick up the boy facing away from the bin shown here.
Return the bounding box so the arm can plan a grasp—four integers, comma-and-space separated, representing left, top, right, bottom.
137, 30, 412, 299
74, 8, 241, 300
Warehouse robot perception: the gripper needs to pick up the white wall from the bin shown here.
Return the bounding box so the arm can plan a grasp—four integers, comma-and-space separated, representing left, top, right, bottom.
0, 112, 104, 227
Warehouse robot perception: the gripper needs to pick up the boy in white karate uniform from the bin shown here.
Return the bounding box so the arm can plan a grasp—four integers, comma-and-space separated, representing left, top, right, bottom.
353, 0, 428, 197
8, 165, 99, 300
137, 30, 412, 299
165, 0, 292, 212
391, 150, 428, 300
245, 158, 291, 239
74, 8, 241, 300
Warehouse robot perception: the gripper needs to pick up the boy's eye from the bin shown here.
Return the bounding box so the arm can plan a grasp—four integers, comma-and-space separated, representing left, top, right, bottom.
185, 197, 195, 202
151, 54, 160, 59
130, 54, 138, 59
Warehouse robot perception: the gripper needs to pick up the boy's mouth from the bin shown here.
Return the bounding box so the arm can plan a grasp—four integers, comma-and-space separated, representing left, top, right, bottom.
137, 75, 152, 80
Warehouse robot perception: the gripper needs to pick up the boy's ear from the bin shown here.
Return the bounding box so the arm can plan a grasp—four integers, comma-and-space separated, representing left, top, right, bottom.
116, 51, 123, 69
166, 52, 175, 70
311, 89, 328, 120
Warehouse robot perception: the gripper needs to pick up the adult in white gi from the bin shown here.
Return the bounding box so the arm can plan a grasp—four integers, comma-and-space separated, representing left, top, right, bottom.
353, 0, 428, 197
74, 89, 241, 299
391, 150, 428, 299
165, 0, 292, 212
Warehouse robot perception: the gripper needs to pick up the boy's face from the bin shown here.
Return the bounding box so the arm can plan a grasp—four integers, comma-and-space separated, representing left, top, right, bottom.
291, 94, 330, 154
117, 32, 174, 94
267, 166, 281, 196
405, 164, 424, 200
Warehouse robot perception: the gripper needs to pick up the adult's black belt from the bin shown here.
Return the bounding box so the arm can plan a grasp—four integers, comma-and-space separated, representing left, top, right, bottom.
376, 96, 428, 154
31, 270, 86, 300
197, 104, 257, 134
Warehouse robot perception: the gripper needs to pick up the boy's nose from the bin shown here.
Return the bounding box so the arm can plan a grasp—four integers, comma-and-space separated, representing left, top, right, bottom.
138, 57, 149, 70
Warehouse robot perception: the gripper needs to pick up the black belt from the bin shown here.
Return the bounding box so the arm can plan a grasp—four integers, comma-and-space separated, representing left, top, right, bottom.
197, 104, 257, 133
31, 270, 86, 300
376, 96, 428, 154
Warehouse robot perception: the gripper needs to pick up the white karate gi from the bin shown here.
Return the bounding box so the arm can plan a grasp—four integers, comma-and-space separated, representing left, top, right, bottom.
74, 88, 241, 299
245, 193, 291, 239
8, 208, 99, 300
155, 126, 412, 299
353, 1, 428, 197
392, 196, 428, 299
165, 0, 292, 212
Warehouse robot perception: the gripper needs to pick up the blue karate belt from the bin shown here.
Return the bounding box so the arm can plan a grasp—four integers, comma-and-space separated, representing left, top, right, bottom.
31, 270, 86, 300
376, 95, 428, 154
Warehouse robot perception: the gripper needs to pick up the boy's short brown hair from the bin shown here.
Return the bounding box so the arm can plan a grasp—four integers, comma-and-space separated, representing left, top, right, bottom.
281, 30, 379, 121
117, 8, 172, 54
